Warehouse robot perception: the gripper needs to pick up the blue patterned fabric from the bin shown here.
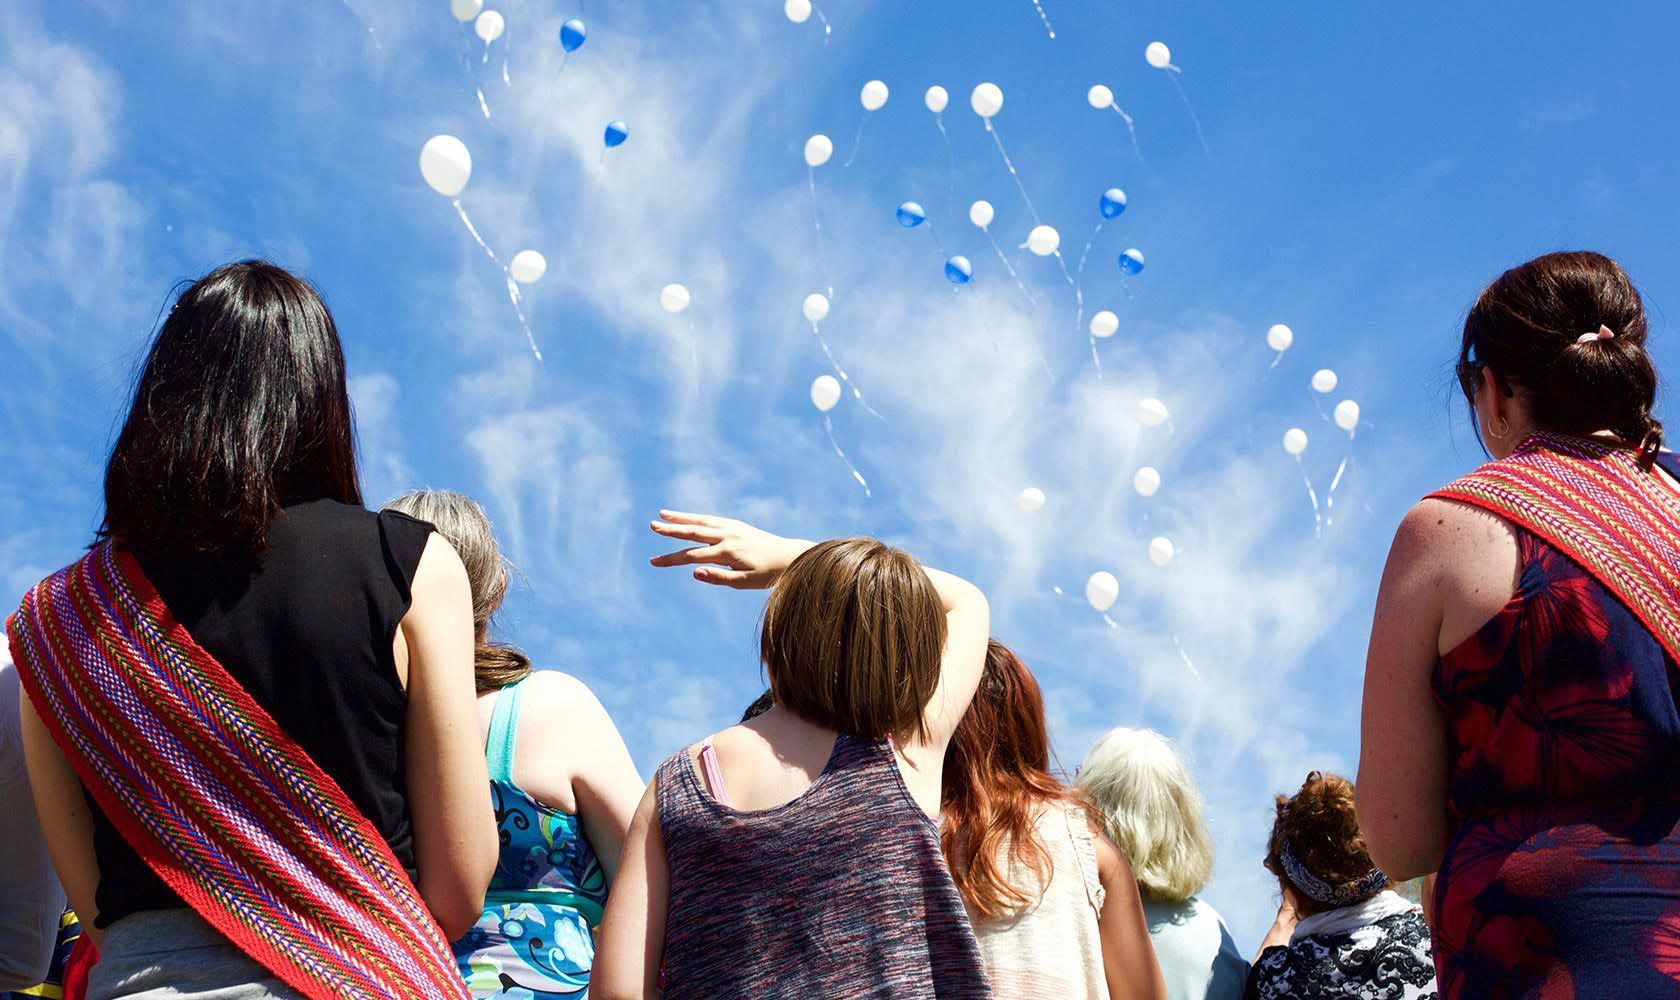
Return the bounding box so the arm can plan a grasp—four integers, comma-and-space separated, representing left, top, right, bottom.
452, 679, 608, 999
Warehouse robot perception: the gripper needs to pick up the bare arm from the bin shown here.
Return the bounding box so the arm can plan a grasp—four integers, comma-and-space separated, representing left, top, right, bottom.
561, 680, 643, 883
1356, 502, 1459, 881
19, 696, 102, 949
402, 534, 497, 939
1092, 827, 1167, 1000
1255, 885, 1301, 954
592, 780, 668, 1000
910, 566, 989, 754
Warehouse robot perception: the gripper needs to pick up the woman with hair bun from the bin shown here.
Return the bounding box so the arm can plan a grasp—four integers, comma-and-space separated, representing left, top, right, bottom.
1358, 250, 1680, 995
1245, 772, 1435, 1000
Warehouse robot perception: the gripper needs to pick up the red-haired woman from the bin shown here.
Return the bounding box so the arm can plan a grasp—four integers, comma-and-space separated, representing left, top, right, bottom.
941, 641, 1166, 999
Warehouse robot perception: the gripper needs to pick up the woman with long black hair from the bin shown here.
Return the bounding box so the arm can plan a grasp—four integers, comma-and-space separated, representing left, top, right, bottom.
10, 261, 497, 999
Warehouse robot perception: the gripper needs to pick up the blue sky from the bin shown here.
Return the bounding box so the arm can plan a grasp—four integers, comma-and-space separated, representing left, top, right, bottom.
4, 0, 1679, 949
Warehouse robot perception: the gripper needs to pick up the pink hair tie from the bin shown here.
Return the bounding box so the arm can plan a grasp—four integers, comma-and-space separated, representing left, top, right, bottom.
1577, 325, 1615, 344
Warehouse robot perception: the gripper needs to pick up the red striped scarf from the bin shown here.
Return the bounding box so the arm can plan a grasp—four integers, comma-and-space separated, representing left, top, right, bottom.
1430, 433, 1680, 664
5, 543, 469, 1000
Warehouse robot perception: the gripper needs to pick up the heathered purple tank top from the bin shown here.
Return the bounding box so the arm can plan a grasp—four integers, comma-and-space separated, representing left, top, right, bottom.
655, 733, 991, 999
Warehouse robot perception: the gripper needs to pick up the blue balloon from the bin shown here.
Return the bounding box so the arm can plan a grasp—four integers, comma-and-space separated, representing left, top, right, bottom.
944, 256, 973, 284
560, 19, 587, 52
1100, 187, 1128, 219
1118, 248, 1146, 275
896, 202, 926, 228
603, 120, 629, 148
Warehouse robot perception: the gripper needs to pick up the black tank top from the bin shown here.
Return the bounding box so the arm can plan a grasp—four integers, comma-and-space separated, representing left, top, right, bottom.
89, 500, 433, 928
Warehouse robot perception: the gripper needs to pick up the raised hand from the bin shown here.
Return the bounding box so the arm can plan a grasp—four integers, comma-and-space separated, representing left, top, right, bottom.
648, 511, 812, 590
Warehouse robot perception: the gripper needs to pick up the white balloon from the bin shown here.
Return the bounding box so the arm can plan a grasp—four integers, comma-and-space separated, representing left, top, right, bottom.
802, 293, 830, 323
1283, 428, 1309, 456
1137, 397, 1169, 428
419, 135, 472, 197
1090, 310, 1119, 339
1134, 466, 1161, 497
924, 85, 949, 113
860, 80, 889, 111
1017, 487, 1046, 512
1026, 224, 1060, 257
475, 9, 504, 42
783, 0, 812, 23
450, 0, 483, 22
1087, 84, 1114, 110
1086, 571, 1120, 612
659, 283, 692, 314
1148, 536, 1176, 568
811, 375, 841, 412
1311, 369, 1338, 394
969, 200, 995, 228
1145, 41, 1172, 69
508, 250, 547, 284
803, 134, 833, 167
1334, 400, 1361, 433
970, 82, 1004, 118
1266, 323, 1294, 352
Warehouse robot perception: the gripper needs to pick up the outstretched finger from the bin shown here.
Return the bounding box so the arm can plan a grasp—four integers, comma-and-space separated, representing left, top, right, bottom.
650, 544, 725, 568
650, 520, 724, 545
694, 567, 758, 589
658, 510, 725, 528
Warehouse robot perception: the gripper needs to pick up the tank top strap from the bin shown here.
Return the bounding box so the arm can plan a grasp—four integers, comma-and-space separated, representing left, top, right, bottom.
697, 737, 731, 808
485, 678, 527, 785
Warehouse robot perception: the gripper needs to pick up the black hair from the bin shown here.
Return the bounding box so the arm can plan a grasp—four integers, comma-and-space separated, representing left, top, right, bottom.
1458, 250, 1661, 465
101, 260, 362, 558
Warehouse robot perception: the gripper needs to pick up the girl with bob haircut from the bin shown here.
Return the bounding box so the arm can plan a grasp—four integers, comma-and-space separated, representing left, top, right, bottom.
1078, 729, 1248, 1000
10, 262, 496, 999
385, 490, 643, 999
1245, 772, 1434, 1000
940, 642, 1164, 999
1359, 251, 1680, 996
593, 513, 992, 999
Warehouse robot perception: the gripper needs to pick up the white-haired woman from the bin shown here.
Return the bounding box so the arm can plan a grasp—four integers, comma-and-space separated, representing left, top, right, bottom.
1078, 729, 1248, 1000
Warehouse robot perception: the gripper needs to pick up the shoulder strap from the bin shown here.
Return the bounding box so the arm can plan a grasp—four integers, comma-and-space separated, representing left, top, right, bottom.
5, 544, 469, 1000
696, 737, 731, 808
485, 678, 525, 784
1429, 433, 1680, 664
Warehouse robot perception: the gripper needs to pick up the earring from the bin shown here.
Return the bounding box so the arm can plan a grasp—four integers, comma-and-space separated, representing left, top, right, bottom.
1487, 417, 1511, 441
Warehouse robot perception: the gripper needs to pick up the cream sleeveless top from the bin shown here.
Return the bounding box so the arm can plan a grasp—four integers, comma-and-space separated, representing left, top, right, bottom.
968, 799, 1108, 999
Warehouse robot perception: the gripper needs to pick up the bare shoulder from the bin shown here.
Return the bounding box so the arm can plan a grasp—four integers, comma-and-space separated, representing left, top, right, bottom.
1084, 810, 1130, 882
518, 669, 603, 711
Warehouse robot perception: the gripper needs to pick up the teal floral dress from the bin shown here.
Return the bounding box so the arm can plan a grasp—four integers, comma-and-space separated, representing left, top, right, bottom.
453, 678, 609, 998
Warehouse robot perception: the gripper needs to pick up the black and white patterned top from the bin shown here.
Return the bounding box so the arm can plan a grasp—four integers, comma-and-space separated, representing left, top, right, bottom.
1244, 909, 1438, 1000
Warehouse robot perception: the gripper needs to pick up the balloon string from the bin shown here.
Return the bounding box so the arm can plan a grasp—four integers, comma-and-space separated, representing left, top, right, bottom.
680, 318, 702, 395
1102, 612, 1120, 630
483, 40, 491, 64
452, 199, 502, 268
1267, 350, 1285, 371
505, 276, 544, 363
807, 166, 833, 300
1325, 430, 1357, 526
983, 226, 1036, 307
812, 0, 832, 44
1089, 334, 1103, 378
477, 86, 491, 119
810, 320, 883, 421
822, 414, 870, 497
1294, 454, 1323, 539
1107, 105, 1145, 164
843, 112, 871, 169
984, 119, 1042, 227
1077, 220, 1104, 278
933, 115, 958, 218
926, 217, 947, 257
1168, 74, 1212, 157
1171, 633, 1203, 680
1025, 0, 1055, 39
501, 55, 511, 87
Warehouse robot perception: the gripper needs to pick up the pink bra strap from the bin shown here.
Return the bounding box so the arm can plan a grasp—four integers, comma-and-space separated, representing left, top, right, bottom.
698, 737, 732, 808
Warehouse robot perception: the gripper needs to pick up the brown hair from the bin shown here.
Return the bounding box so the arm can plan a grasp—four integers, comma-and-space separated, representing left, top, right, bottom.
941, 641, 1096, 920
759, 537, 946, 743
1263, 771, 1389, 917
384, 490, 533, 693
1458, 250, 1662, 465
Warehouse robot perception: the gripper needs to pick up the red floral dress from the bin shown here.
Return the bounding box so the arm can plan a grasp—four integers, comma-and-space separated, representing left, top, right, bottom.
1433, 525, 1680, 997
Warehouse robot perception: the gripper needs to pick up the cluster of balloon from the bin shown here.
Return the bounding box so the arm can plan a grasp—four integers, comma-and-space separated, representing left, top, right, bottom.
1282, 427, 1323, 537
1145, 41, 1211, 156
924, 87, 958, 211
1018, 487, 1046, 512
804, 134, 835, 298
1073, 188, 1126, 369
1266, 323, 1293, 369
845, 80, 889, 168
969, 199, 1032, 304
1085, 571, 1121, 628
782, 0, 832, 44
420, 135, 543, 361
810, 374, 870, 496
558, 18, 586, 71
802, 293, 880, 418
971, 84, 1044, 229
1086, 85, 1143, 163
